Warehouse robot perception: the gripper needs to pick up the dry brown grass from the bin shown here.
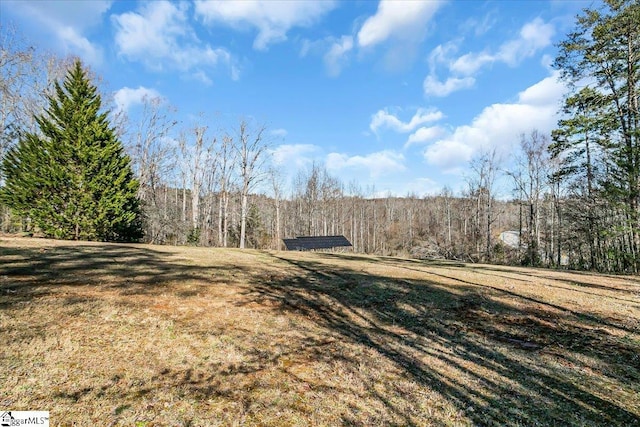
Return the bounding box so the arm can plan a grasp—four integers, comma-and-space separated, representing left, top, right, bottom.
1, 236, 639, 426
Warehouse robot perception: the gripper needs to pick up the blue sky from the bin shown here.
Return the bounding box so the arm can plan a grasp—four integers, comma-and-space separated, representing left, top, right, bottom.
1, 0, 591, 197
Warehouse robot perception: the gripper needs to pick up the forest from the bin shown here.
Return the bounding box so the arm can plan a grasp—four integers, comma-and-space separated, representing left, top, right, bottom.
1, 0, 638, 273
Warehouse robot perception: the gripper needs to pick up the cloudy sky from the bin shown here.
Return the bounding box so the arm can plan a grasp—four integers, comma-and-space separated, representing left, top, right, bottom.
1, 0, 590, 197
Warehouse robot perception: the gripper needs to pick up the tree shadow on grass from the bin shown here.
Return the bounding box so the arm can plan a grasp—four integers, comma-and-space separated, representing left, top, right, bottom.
348, 254, 639, 335
0, 244, 235, 307
2, 243, 639, 425
467, 263, 640, 292
240, 253, 640, 426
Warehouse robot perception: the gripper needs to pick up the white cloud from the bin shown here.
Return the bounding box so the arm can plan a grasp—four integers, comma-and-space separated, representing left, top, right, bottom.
299, 39, 315, 58
113, 86, 162, 113
113, 1, 189, 65
299, 37, 331, 58
194, 0, 336, 50
326, 150, 405, 178
191, 70, 213, 86
112, 1, 234, 78
324, 36, 354, 77
270, 144, 319, 168
424, 18, 555, 98
357, 0, 443, 48
368, 177, 441, 198
540, 53, 554, 70
428, 40, 460, 70
405, 126, 445, 148
423, 139, 476, 172
450, 18, 555, 76
462, 12, 497, 37
449, 52, 494, 76
57, 26, 103, 65
497, 18, 555, 65
423, 75, 475, 97
370, 108, 443, 134
270, 128, 288, 138
517, 73, 562, 106
405, 177, 442, 196
424, 71, 565, 170
10, 0, 112, 29
304, 0, 443, 76
7, 0, 110, 65
300, 35, 354, 77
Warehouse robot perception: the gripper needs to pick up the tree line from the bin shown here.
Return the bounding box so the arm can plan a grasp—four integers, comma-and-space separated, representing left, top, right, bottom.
1, 0, 638, 272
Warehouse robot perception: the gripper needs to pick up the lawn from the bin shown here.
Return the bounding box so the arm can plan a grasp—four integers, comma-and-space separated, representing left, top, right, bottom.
1, 237, 639, 426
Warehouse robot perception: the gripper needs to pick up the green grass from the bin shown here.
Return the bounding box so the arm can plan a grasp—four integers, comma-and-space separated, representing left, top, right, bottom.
1, 237, 639, 426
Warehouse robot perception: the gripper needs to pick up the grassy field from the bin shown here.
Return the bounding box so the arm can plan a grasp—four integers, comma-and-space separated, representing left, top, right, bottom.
1, 237, 639, 426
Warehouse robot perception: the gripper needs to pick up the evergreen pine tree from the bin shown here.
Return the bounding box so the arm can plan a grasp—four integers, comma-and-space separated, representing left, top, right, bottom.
0, 60, 143, 241
552, 0, 639, 271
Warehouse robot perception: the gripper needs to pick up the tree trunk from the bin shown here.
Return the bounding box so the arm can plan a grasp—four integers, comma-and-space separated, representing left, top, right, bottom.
240, 192, 248, 249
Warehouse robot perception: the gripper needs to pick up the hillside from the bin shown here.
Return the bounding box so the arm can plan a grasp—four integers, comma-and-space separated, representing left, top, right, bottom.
1, 237, 639, 426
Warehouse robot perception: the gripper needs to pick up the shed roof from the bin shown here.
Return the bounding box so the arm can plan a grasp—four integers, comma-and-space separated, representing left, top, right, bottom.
282, 235, 352, 251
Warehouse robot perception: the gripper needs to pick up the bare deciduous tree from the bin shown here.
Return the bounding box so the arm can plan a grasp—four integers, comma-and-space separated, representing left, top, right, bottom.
123, 96, 178, 243
467, 149, 501, 261
268, 166, 285, 249
507, 130, 550, 265
217, 134, 236, 247
233, 119, 270, 249
0, 25, 70, 165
